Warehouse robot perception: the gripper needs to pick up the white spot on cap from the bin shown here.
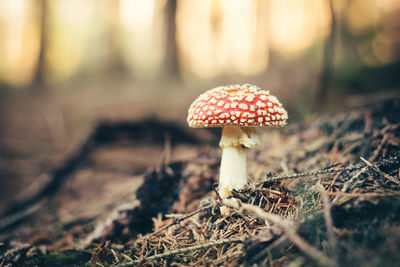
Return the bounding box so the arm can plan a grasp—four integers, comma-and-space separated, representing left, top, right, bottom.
210, 98, 217, 104
219, 114, 226, 119
260, 95, 268, 101
231, 102, 238, 108
239, 103, 248, 110
211, 120, 217, 124
240, 118, 246, 122
268, 108, 274, 113
217, 101, 225, 107
248, 119, 254, 123
214, 109, 222, 114
258, 117, 263, 122
250, 105, 256, 111
269, 96, 278, 103
224, 103, 230, 109
245, 95, 255, 102
256, 100, 266, 108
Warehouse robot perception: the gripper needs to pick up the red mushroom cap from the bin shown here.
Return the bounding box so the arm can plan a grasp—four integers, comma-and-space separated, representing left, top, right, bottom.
187, 84, 288, 128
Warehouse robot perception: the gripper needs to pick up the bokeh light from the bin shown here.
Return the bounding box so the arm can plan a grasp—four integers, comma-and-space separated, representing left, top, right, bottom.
118, 0, 166, 78
0, 0, 399, 85
0, 0, 40, 86
268, 0, 330, 56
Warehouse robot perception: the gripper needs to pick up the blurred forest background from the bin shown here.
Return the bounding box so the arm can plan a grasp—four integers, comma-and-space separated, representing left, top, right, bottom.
0, 0, 400, 214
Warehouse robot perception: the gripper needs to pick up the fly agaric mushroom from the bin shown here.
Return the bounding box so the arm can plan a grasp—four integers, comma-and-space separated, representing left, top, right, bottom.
187, 84, 288, 203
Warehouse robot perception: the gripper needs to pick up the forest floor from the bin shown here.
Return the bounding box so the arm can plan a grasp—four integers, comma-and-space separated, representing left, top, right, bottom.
0, 95, 400, 266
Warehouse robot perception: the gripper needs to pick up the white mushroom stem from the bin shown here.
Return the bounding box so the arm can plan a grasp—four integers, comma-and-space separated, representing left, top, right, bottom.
218, 126, 259, 199
219, 146, 247, 198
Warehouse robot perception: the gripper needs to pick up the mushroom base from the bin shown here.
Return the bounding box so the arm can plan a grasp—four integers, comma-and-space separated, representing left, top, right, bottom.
218, 145, 247, 199
218, 126, 259, 199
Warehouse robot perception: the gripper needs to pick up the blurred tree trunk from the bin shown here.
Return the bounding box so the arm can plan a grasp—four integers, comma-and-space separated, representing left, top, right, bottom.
164, 0, 179, 77
34, 0, 47, 88
313, 0, 336, 111
105, 0, 125, 75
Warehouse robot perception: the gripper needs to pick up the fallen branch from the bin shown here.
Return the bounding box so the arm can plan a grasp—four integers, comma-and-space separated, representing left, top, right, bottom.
116, 238, 243, 266
0, 120, 204, 230
0, 200, 44, 230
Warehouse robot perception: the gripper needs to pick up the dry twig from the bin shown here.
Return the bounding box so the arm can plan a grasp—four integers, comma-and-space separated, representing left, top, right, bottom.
332, 166, 368, 204
116, 238, 243, 266
256, 164, 364, 186
223, 198, 337, 267
360, 157, 400, 184
329, 191, 400, 198
315, 184, 337, 257
143, 203, 213, 240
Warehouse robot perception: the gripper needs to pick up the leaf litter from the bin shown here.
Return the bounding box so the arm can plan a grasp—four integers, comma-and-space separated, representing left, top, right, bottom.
1, 98, 400, 266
